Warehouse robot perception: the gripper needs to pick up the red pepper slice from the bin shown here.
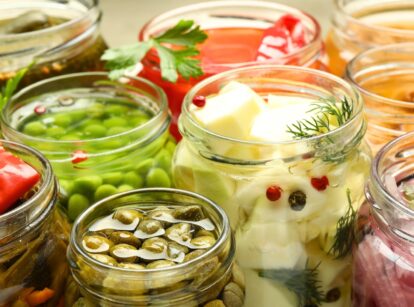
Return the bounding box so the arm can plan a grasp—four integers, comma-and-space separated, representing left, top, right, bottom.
0, 145, 40, 214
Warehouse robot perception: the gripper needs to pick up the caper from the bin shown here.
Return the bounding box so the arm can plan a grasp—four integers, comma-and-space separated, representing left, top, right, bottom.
172, 205, 204, 221
196, 229, 215, 238
109, 231, 141, 248
118, 263, 146, 270
190, 236, 216, 249
288, 190, 307, 211
148, 206, 173, 220
142, 237, 168, 253
90, 254, 118, 266
326, 288, 341, 302
146, 260, 175, 269
113, 209, 143, 225
167, 242, 188, 259
82, 235, 114, 253
109, 244, 138, 263
184, 250, 205, 262
138, 219, 164, 235
166, 223, 192, 243
223, 282, 244, 307
204, 300, 225, 307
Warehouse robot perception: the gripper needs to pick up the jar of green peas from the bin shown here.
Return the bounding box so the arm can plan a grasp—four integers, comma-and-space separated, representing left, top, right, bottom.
1, 72, 175, 221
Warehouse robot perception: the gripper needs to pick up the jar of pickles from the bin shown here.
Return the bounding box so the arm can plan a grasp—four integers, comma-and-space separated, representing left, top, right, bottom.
0, 0, 107, 87
1, 72, 175, 221
0, 140, 69, 306
67, 188, 244, 306
139, 1, 325, 139
326, 0, 414, 76
173, 65, 371, 306
346, 43, 414, 154
353, 131, 414, 307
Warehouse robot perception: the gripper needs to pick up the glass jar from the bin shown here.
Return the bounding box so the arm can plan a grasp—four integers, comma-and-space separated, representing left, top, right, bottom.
0, 0, 107, 87
346, 43, 414, 154
353, 131, 414, 307
0, 139, 70, 306
139, 1, 325, 140
67, 188, 244, 306
1, 72, 175, 221
326, 0, 414, 76
173, 65, 371, 306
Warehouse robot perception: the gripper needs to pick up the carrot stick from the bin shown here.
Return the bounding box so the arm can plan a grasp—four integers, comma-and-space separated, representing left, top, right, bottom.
25, 288, 55, 306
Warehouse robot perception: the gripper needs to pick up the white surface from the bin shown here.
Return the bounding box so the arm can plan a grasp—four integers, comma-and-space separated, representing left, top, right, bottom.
100, 0, 333, 46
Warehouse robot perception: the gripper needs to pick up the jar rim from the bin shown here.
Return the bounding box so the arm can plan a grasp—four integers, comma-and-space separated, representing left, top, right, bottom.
70, 188, 231, 274
346, 42, 414, 111
139, 0, 323, 68
0, 139, 54, 222
181, 64, 363, 146
1, 72, 170, 146
0, 0, 100, 40
335, 0, 414, 37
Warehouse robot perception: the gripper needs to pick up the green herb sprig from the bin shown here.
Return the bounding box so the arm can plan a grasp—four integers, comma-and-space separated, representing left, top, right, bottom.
258, 265, 325, 306
329, 188, 356, 259
102, 20, 208, 83
286, 97, 354, 140
0, 66, 30, 110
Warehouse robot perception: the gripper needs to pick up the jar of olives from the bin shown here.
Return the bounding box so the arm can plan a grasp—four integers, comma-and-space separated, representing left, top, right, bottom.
1, 72, 174, 221
173, 65, 371, 306
0, 0, 107, 87
0, 140, 70, 306
67, 188, 244, 306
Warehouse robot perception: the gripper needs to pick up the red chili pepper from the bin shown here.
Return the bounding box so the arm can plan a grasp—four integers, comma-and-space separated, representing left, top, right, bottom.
71, 150, 88, 164
0, 146, 40, 214
256, 14, 307, 61
266, 185, 283, 201
311, 176, 329, 191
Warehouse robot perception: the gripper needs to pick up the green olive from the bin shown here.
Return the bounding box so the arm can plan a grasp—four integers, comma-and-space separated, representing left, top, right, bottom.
83, 235, 114, 253
113, 209, 143, 225
90, 254, 118, 266
109, 231, 141, 248
190, 236, 216, 249
288, 190, 307, 211
146, 260, 175, 269
138, 219, 163, 235
142, 237, 168, 254
172, 205, 204, 221
109, 244, 138, 263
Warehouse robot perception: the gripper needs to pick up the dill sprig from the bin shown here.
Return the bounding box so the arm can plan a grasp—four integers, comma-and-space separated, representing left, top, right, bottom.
258, 265, 325, 306
286, 97, 354, 140
329, 188, 356, 259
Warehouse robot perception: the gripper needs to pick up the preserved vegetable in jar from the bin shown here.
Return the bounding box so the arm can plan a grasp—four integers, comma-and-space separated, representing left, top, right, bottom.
1, 73, 174, 221
173, 65, 371, 306
353, 131, 414, 307
67, 188, 244, 306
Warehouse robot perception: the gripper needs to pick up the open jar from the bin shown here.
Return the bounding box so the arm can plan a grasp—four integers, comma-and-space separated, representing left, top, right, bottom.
0, 0, 107, 87
346, 43, 414, 154
0, 140, 69, 306
353, 131, 414, 307
173, 65, 371, 306
1, 72, 175, 221
139, 1, 325, 139
326, 0, 414, 76
67, 188, 244, 306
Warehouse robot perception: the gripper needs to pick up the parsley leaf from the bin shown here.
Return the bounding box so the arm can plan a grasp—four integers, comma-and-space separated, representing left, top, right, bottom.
102, 20, 208, 83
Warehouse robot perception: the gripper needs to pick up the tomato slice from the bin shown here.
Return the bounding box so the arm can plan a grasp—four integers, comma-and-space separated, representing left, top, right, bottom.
0, 145, 40, 214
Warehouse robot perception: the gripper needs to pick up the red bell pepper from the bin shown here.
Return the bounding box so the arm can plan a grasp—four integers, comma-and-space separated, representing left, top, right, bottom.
0, 145, 40, 214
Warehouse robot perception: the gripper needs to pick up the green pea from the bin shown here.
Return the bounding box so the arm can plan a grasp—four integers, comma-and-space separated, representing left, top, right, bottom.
46, 126, 65, 138
102, 172, 123, 186
59, 133, 81, 141
59, 179, 74, 196
106, 105, 129, 115
73, 176, 103, 195
123, 171, 143, 188
129, 109, 150, 119
80, 119, 101, 128
154, 149, 172, 172
53, 114, 72, 127
117, 184, 134, 193
130, 117, 149, 127
23, 121, 47, 136
135, 159, 154, 175
84, 124, 107, 138
68, 194, 90, 221
103, 117, 127, 128
70, 110, 87, 122
146, 168, 171, 188
88, 103, 105, 118
165, 141, 176, 155
99, 139, 125, 149
95, 184, 117, 201
106, 126, 130, 136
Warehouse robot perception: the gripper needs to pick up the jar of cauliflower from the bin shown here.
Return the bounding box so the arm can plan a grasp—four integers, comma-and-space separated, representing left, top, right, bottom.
173, 65, 371, 307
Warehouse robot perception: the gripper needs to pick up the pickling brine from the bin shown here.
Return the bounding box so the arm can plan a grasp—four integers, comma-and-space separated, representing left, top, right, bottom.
173, 66, 371, 306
